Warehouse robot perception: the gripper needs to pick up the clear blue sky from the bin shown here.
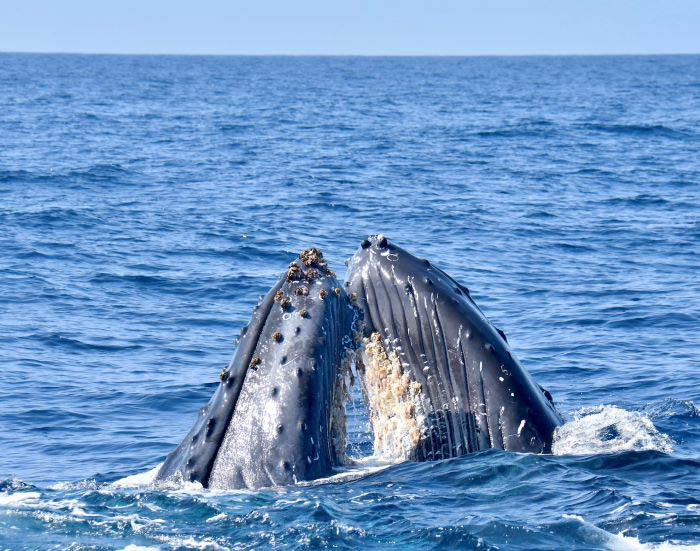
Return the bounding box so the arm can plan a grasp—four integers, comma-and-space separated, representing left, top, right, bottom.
2, 0, 699, 56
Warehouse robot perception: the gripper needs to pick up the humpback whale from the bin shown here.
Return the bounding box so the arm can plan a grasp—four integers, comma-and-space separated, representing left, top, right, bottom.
156, 238, 562, 490
156, 248, 355, 489
344, 235, 562, 461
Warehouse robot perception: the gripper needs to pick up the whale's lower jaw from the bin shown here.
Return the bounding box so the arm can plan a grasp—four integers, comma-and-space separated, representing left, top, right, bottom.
156, 250, 355, 489
345, 236, 562, 460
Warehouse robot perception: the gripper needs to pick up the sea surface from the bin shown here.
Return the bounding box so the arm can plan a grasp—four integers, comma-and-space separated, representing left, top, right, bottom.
1, 53, 699, 550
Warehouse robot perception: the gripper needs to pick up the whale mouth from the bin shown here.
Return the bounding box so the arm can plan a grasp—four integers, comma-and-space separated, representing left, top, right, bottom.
345, 235, 562, 460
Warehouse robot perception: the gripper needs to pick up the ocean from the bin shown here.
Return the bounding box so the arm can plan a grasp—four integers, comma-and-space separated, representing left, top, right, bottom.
0, 53, 698, 550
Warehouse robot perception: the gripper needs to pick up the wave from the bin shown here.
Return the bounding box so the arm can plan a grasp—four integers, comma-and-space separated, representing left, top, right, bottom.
115, 402, 680, 493
90, 272, 175, 287
0, 490, 42, 507
474, 127, 555, 139
563, 514, 700, 551
0, 169, 36, 183
112, 464, 162, 488
579, 123, 691, 139
112, 456, 393, 492
0, 206, 105, 228
599, 194, 672, 207
644, 399, 700, 420
0, 163, 135, 186
604, 312, 698, 329
31, 332, 143, 352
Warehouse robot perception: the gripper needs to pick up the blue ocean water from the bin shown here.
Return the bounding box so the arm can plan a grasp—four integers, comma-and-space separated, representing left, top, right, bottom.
0, 53, 699, 550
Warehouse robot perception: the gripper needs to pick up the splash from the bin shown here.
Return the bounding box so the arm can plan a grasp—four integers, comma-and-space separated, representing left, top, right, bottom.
151, 535, 230, 550
297, 456, 393, 487
0, 491, 42, 506
112, 464, 162, 488
112, 454, 390, 493
552, 406, 673, 455
564, 514, 700, 550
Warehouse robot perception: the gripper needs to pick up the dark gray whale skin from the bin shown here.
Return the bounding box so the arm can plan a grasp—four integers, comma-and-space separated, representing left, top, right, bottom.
156, 250, 354, 489
345, 235, 562, 459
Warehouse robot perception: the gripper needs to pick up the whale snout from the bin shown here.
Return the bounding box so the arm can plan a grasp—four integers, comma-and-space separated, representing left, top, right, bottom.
156, 249, 355, 490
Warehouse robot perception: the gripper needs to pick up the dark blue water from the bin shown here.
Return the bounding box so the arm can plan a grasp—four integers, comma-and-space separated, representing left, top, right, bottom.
1, 53, 699, 550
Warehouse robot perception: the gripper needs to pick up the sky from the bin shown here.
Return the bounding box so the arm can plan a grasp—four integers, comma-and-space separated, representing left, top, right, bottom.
1, 0, 699, 56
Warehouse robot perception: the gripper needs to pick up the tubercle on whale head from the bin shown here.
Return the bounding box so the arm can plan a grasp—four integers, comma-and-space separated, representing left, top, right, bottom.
345, 234, 489, 337
343, 235, 401, 339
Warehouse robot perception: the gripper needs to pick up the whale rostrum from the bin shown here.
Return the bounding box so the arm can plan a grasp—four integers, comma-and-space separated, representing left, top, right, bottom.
156, 248, 355, 489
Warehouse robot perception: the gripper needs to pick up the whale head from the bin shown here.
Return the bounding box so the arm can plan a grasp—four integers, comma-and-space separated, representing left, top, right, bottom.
157, 248, 355, 489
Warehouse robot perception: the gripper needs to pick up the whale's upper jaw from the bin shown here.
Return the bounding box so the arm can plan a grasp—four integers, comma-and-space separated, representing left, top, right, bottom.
345, 235, 562, 461
157, 249, 354, 489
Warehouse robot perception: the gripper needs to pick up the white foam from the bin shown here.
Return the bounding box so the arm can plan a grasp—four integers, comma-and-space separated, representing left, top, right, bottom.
552, 405, 673, 455
92, 513, 166, 532
153, 535, 230, 550
609, 536, 700, 551
112, 464, 163, 488
0, 491, 42, 506
296, 455, 393, 487
50, 479, 99, 491
111, 454, 390, 493
564, 514, 700, 550
118, 545, 161, 551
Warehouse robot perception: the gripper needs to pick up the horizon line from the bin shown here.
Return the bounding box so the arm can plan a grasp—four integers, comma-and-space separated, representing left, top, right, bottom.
2, 50, 699, 58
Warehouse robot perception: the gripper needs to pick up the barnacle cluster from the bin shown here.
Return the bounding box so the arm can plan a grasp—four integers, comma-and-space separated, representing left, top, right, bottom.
356, 332, 425, 461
